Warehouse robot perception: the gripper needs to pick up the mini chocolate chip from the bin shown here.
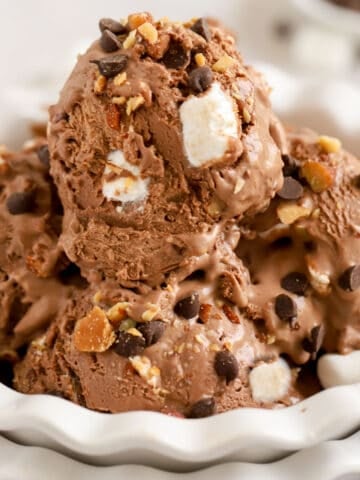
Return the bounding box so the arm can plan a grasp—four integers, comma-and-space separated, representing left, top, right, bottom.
302, 325, 325, 359
338, 265, 360, 292
162, 40, 189, 69
191, 18, 212, 41
99, 18, 128, 35
37, 145, 50, 168
188, 397, 216, 418
6, 191, 36, 215
282, 154, 298, 177
91, 54, 128, 78
137, 320, 166, 346
275, 294, 297, 322
214, 350, 239, 382
113, 331, 145, 357
174, 293, 200, 319
281, 272, 309, 296
100, 29, 121, 53
277, 177, 304, 200
189, 66, 213, 93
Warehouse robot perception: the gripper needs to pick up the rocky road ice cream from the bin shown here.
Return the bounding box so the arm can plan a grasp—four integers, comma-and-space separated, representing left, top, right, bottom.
2, 12, 360, 417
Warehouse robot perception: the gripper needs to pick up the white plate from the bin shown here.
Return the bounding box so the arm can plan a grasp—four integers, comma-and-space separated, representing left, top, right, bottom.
1, 432, 360, 480
1, 383, 360, 471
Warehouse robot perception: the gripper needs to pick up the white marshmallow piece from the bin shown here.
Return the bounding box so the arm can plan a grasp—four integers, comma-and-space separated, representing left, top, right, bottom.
317, 351, 360, 389
102, 150, 149, 204
180, 82, 238, 167
249, 358, 291, 403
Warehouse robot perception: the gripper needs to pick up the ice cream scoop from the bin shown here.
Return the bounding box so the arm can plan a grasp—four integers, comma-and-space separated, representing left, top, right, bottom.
48, 13, 285, 284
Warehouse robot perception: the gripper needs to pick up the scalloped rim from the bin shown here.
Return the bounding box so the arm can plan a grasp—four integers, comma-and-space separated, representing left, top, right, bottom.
1, 383, 360, 469
1, 430, 360, 479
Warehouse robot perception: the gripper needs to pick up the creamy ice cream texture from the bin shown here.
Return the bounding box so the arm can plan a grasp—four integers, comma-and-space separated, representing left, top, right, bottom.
2, 12, 360, 417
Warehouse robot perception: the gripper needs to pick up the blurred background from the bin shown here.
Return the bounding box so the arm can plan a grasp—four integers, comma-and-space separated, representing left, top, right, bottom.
0, 0, 359, 152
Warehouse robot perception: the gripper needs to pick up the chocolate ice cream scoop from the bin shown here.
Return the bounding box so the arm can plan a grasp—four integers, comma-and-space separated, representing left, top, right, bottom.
48, 13, 284, 284
238, 128, 360, 364
0, 142, 77, 358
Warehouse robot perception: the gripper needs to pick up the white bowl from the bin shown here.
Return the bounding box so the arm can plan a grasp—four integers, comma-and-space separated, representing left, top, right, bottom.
1, 383, 360, 471
1, 430, 360, 479
1, 66, 360, 471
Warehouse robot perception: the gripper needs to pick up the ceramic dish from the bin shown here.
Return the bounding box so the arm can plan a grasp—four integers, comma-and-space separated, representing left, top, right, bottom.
1, 65, 360, 471
1, 431, 360, 479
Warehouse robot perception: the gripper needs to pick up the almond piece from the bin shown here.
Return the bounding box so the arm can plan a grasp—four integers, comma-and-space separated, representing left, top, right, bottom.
277, 203, 311, 225
318, 135, 341, 154
128, 12, 153, 30
113, 72, 127, 86
94, 75, 107, 94
126, 95, 145, 115
301, 161, 334, 193
73, 306, 116, 353
107, 302, 130, 326
195, 53, 206, 67
212, 54, 236, 73
223, 304, 241, 324
138, 22, 158, 44
123, 29, 137, 49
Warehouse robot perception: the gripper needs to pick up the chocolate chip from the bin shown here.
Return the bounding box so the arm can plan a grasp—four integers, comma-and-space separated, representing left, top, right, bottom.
113, 331, 145, 357
275, 294, 297, 322
91, 54, 128, 78
302, 325, 325, 359
338, 265, 360, 292
137, 320, 166, 346
100, 29, 121, 53
191, 18, 212, 41
281, 272, 309, 296
99, 18, 128, 35
6, 191, 36, 215
189, 66, 213, 94
162, 40, 189, 69
37, 145, 50, 168
187, 397, 216, 418
277, 177, 304, 200
214, 350, 239, 382
282, 154, 298, 177
174, 293, 200, 319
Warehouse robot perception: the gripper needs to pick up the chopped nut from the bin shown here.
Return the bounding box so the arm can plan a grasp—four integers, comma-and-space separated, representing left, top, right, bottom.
212, 54, 236, 72
126, 95, 145, 115
107, 302, 130, 325
123, 29, 137, 49
224, 341, 233, 352
195, 333, 208, 346
277, 203, 311, 225
128, 12, 152, 30
318, 135, 342, 154
207, 197, 224, 217
94, 74, 107, 94
127, 327, 143, 337
111, 96, 127, 105
195, 53, 206, 67
231, 85, 242, 102
176, 343, 185, 354
307, 261, 331, 295
119, 319, 137, 331
129, 355, 161, 389
301, 161, 334, 193
141, 303, 159, 322
106, 104, 121, 129
73, 306, 116, 353
210, 343, 221, 352
242, 107, 251, 123
266, 335, 276, 345
223, 304, 241, 324
93, 291, 103, 304
113, 72, 127, 86
138, 22, 158, 44
199, 303, 212, 324
234, 177, 245, 194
